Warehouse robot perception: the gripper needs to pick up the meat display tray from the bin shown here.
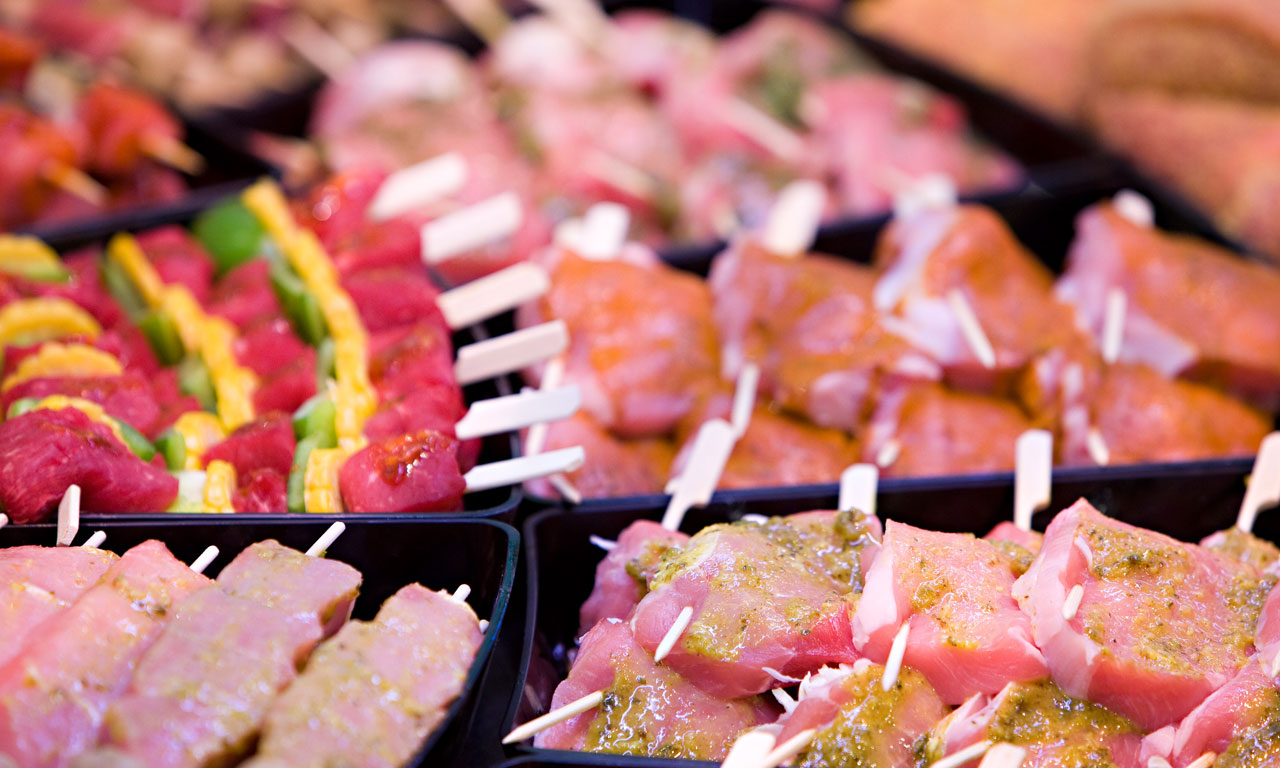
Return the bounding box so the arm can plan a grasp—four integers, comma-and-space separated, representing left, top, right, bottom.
18, 119, 278, 254
42, 225, 524, 520
195, 0, 1110, 260
505, 464, 1280, 765
520, 171, 1272, 510
1, 517, 519, 768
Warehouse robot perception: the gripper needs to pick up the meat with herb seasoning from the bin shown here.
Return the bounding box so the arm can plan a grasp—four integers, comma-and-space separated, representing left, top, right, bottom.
852, 521, 1048, 704
1013, 499, 1271, 729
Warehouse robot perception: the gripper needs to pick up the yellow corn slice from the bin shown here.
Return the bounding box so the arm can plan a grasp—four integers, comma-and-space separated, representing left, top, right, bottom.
203, 459, 237, 514
158, 285, 206, 357
303, 447, 347, 513
22, 395, 124, 444
1, 343, 122, 392
171, 411, 227, 470
200, 316, 257, 430
242, 179, 300, 252
106, 233, 165, 308
0, 235, 62, 273
0, 298, 101, 349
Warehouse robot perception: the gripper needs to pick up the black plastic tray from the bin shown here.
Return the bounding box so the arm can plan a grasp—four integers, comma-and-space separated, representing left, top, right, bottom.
42, 219, 523, 521
1, 518, 519, 768
519, 171, 1274, 510
505, 465, 1280, 766
17, 120, 277, 253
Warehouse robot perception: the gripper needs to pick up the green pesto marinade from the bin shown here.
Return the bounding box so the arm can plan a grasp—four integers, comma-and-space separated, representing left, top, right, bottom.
982, 680, 1139, 767
583, 670, 736, 759
794, 667, 914, 768
1216, 690, 1280, 768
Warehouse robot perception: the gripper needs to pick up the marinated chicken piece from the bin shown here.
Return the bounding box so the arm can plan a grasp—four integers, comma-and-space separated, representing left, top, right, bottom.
1014, 499, 1271, 729
708, 239, 939, 430
631, 511, 881, 698
874, 205, 1080, 393
852, 521, 1048, 705
1142, 662, 1280, 768
533, 619, 777, 758
524, 248, 719, 437
922, 679, 1145, 768
1020, 346, 1272, 467
579, 520, 689, 634
779, 660, 949, 768
1058, 200, 1280, 410
672, 388, 859, 490
861, 381, 1033, 478
525, 413, 674, 501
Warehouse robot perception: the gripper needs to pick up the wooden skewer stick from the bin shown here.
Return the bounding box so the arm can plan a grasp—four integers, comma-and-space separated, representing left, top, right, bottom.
280, 13, 358, 81
589, 535, 616, 551
368, 153, 468, 222
189, 545, 219, 575
522, 358, 582, 503
141, 134, 205, 175
770, 688, 797, 713
762, 180, 826, 258
978, 743, 1028, 768
1184, 753, 1216, 768
436, 262, 551, 331
81, 531, 107, 549
1013, 430, 1053, 532
451, 584, 472, 603
42, 163, 106, 206
730, 363, 759, 440
306, 521, 346, 557
1101, 289, 1127, 365
502, 690, 604, 744
931, 741, 994, 768
454, 386, 581, 441
583, 151, 658, 205
1237, 432, 1280, 533
0, 513, 8, 530
757, 728, 816, 768
662, 419, 735, 531
463, 446, 586, 493
652, 605, 694, 663
576, 202, 631, 262
440, 0, 513, 45
56, 484, 80, 547
1086, 427, 1111, 467
876, 439, 902, 470
422, 192, 523, 265
722, 98, 807, 164
1147, 757, 1174, 768
839, 464, 879, 518
947, 290, 996, 370
453, 320, 569, 386
1113, 190, 1155, 229
720, 730, 779, 768
890, 172, 958, 220
881, 623, 910, 691
1062, 584, 1085, 621
526, 0, 615, 51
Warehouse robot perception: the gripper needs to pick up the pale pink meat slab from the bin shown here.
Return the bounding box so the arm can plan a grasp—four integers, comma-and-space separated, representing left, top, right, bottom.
776, 661, 949, 768
1013, 499, 1268, 729
533, 618, 776, 758
579, 520, 689, 635
927, 679, 1144, 768
852, 520, 1047, 705
0, 546, 117, 667
244, 585, 482, 768
0, 540, 211, 767
631, 512, 880, 698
